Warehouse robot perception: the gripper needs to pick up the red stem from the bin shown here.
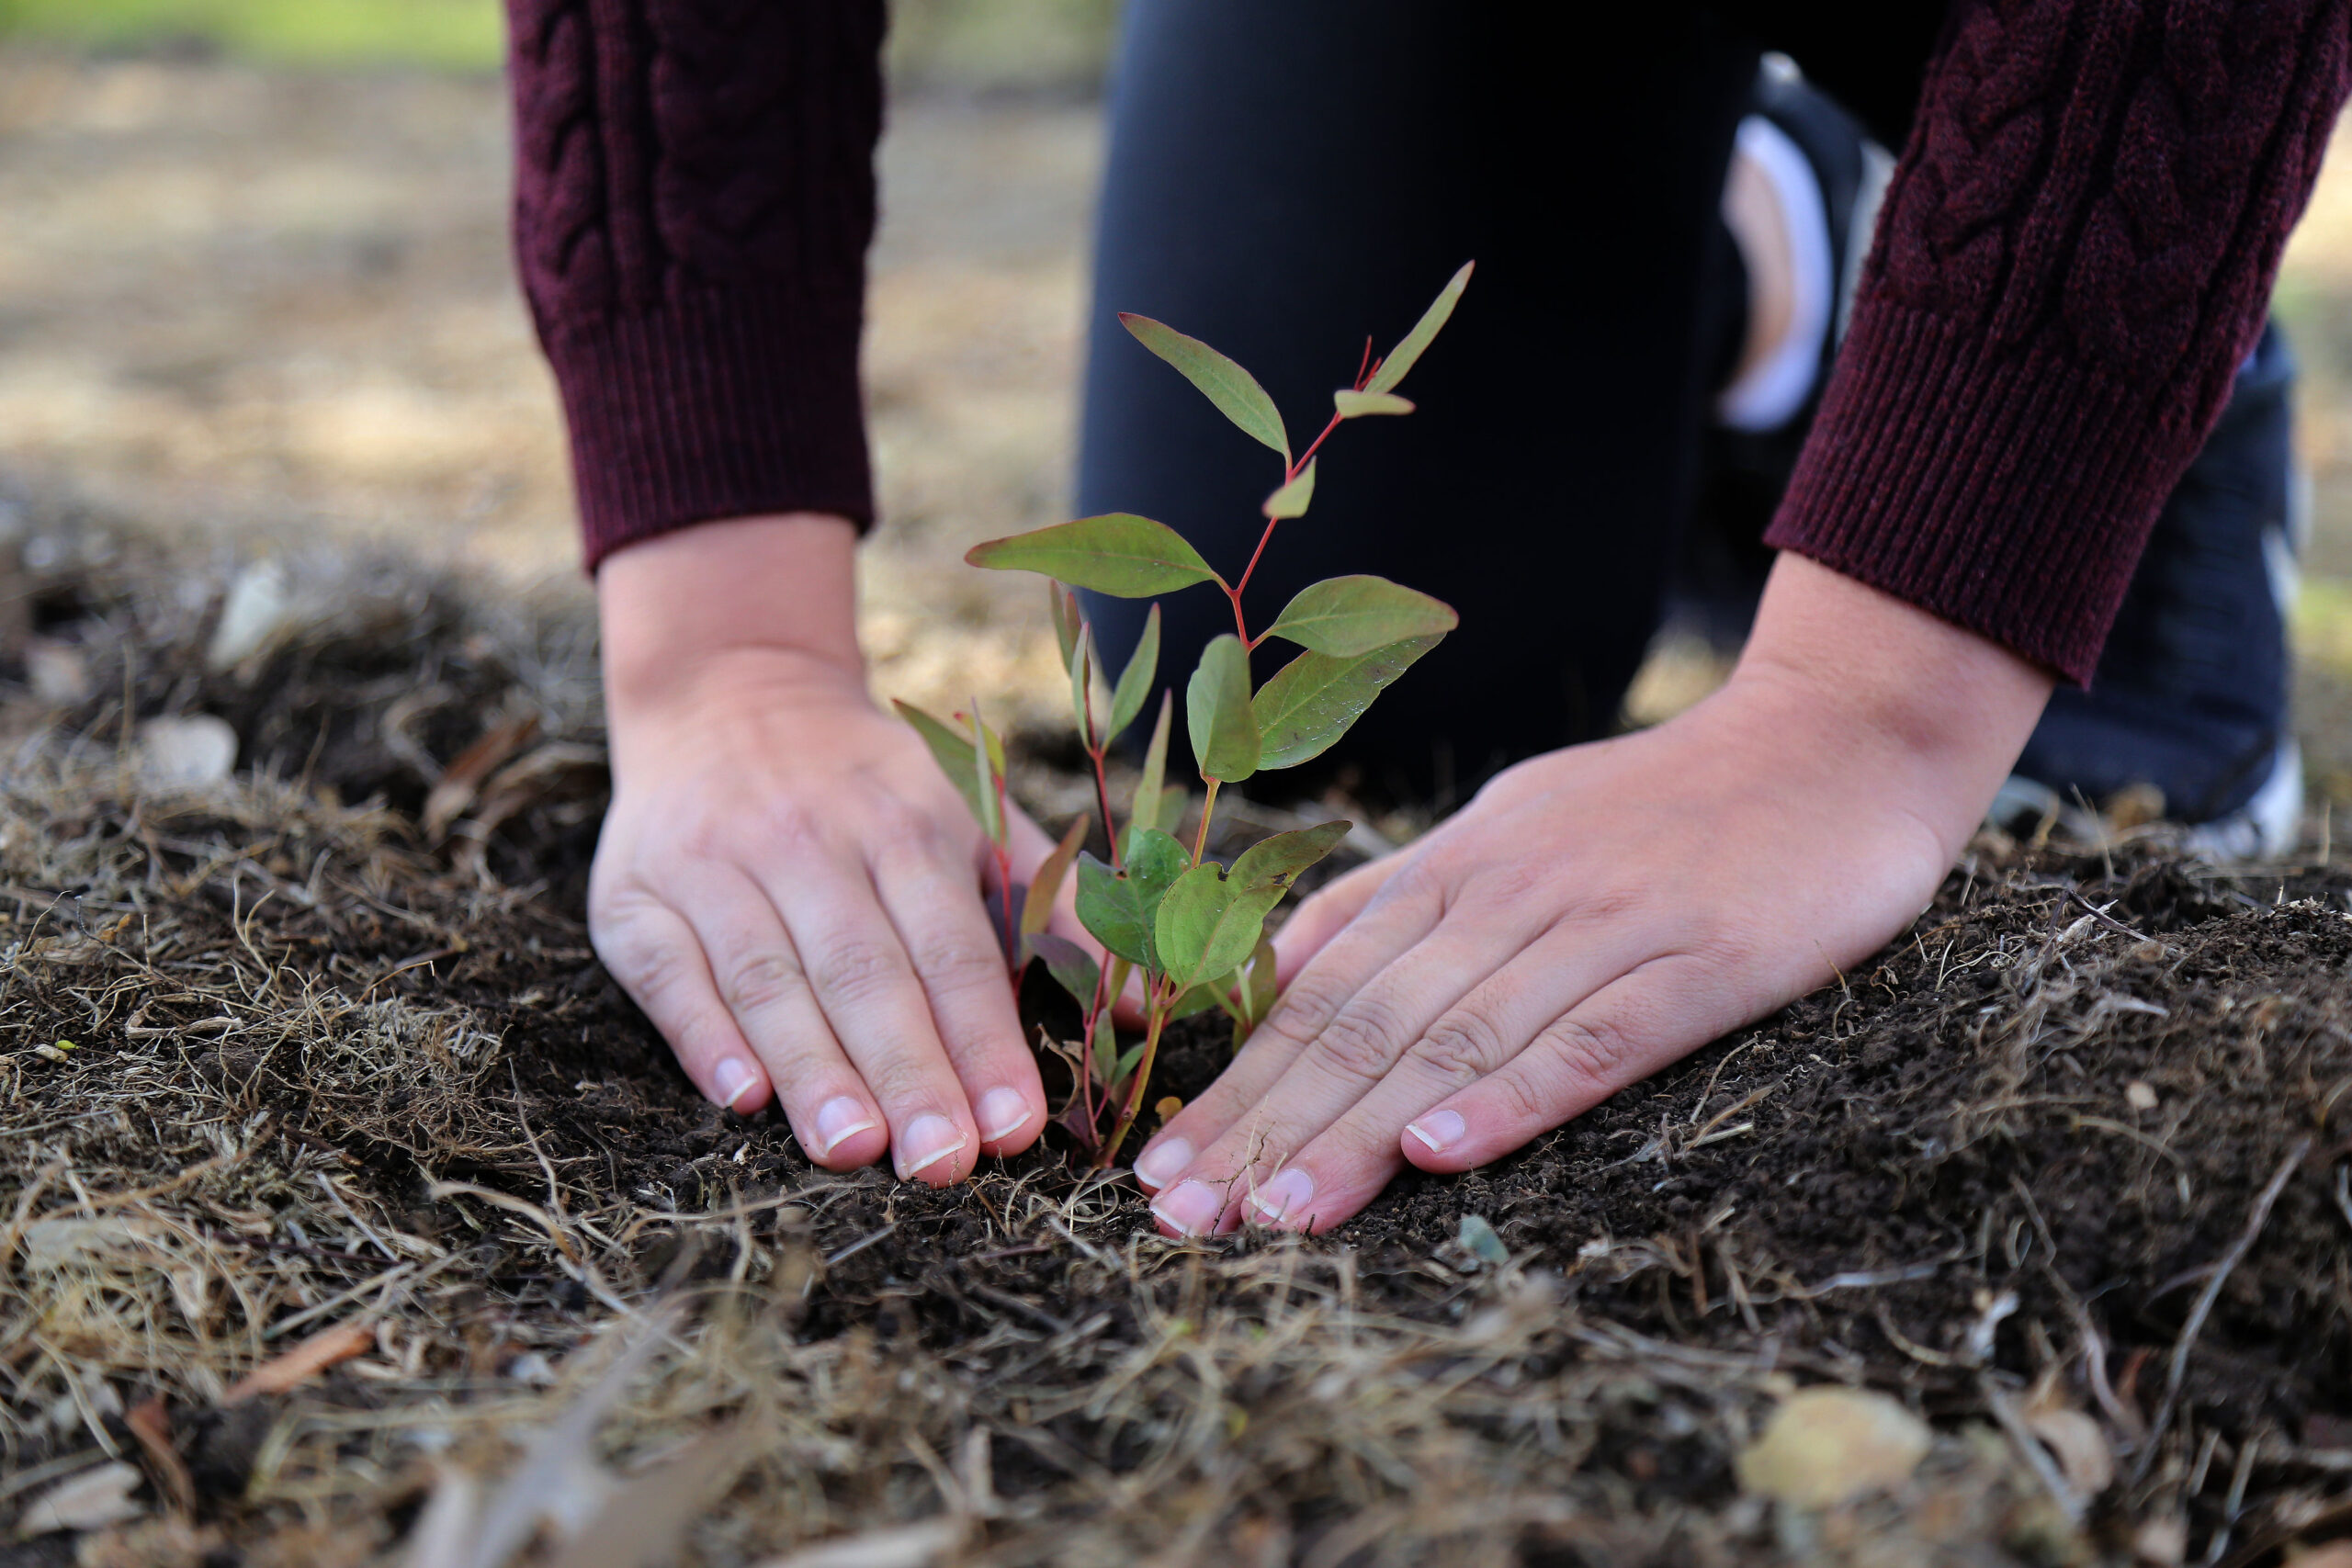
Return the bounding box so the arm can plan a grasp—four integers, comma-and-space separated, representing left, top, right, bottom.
1229, 408, 1348, 616
1089, 745, 1122, 871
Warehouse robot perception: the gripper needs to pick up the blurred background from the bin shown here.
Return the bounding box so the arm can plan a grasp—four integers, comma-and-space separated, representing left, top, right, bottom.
6, 0, 2352, 807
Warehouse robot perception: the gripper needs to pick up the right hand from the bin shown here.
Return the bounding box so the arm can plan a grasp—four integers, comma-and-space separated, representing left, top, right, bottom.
592, 513, 1053, 1185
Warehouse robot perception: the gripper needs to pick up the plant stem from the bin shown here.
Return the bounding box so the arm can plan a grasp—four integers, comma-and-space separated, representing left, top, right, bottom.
1077, 960, 1109, 1143
1191, 779, 1220, 866
1097, 981, 1170, 1168
1088, 747, 1122, 871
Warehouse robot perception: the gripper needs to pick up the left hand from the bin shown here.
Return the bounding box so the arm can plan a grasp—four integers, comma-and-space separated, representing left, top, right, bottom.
1130, 555, 2054, 1236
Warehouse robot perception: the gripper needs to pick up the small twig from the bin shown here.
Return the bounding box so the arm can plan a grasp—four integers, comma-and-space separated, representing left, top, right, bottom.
2135, 1136, 2310, 1483
824, 1224, 899, 1267
2206, 1432, 2260, 1566
1981, 1374, 2085, 1525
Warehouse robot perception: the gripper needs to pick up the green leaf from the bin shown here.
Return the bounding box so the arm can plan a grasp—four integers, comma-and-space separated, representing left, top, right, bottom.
1251, 634, 1443, 770
967, 699, 1004, 847
1229, 819, 1351, 894
1119, 312, 1289, 461
1021, 814, 1091, 939
1112, 1041, 1148, 1090
1023, 931, 1100, 1010
891, 700, 991, 830
1166, 979, 1231, 1021
1262, 575, 1458, 658
1130, 692, 1172, 835
1125, 827, 1189, 923
967, 514, 1220, 598
1364, 260, 1474, 395
1332, 389, 1415, 418
1246, 937, 1279, 1023
1108, 604, 1159, 745
1155, 863, 1284, 992
1186, 633, 1261, 784
1069, 626, 1114, 750
1075, 852, 1151, 968
1048, 581, 1081, 669
1261, 460, 1317, 520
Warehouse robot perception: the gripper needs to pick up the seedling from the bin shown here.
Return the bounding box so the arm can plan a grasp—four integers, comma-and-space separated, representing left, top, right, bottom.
900, 262, 1471, 1166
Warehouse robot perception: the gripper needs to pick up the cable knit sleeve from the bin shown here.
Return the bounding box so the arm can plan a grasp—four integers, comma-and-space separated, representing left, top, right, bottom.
1765, 0, 2352, 683
505, 0, 887, 570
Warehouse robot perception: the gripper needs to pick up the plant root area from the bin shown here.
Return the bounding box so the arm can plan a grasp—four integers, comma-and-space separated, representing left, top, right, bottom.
5, 513, 2352, 1568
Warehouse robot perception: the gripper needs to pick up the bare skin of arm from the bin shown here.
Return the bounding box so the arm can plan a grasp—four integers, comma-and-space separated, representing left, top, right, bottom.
594, 512, 1063, 1185
597, 525, 2050, 1224
1130, 552, 2054, 1235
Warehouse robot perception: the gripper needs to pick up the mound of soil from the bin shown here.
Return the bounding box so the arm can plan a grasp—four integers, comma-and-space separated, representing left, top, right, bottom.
5, 509, 2352, 1567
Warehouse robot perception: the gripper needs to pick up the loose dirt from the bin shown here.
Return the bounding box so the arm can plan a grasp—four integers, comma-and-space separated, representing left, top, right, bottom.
6, 511, 2352, 1568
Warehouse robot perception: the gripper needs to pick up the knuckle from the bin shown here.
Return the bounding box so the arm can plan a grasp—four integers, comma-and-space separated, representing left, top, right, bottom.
755, 797, 827, 857
865, 790, 936, 844
807, 936, 910, 1005
720, 949, 807, 1016
1486, 1065, 1553, 1131
1541, 1011, 1642, 1094
913, 936, 1006, 993
1257, 968, 1354, 1046
1409, 1011, 1506, 1085
1306, 997, 1413, 1084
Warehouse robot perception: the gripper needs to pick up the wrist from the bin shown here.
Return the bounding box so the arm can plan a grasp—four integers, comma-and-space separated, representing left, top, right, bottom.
1719, 553, 2054, 850
597, 513, 865, 714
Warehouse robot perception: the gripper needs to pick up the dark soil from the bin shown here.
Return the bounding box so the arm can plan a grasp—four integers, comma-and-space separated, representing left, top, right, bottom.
6, 508, 2352, 1566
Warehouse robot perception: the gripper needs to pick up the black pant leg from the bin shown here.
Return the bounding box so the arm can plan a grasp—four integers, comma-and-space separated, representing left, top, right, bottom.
1076, 1, 1759, 801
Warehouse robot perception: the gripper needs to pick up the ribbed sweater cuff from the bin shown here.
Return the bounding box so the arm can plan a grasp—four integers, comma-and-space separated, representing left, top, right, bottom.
1763, 300, 2191, 686
544, 284, 874, 571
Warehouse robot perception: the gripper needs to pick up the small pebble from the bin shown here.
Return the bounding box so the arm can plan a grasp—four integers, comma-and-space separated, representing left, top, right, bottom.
2125, 1080, 2158, 1112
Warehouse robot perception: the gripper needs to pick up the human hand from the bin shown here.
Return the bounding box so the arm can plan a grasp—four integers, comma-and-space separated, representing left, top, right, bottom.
1131, 555, 2055, 1235
592, 514, 1056, 1185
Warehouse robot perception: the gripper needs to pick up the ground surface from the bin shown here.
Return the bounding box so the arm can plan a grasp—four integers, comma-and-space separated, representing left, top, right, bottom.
5, 494, 2352, 1568
7, 42, 2352, 1568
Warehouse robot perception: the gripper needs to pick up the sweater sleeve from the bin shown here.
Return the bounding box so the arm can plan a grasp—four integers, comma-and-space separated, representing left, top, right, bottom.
1764, 0, 2351, 684
504, 0, 887, 571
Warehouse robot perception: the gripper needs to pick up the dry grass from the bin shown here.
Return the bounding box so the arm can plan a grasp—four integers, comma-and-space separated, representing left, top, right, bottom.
2, 513, 2352, 1567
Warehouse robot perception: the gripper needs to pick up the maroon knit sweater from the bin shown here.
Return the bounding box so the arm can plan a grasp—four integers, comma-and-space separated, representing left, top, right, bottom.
506, 0, 2350, 684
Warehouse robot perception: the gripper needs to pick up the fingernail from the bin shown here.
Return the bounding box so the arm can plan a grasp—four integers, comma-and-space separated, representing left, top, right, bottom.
815, 1096, 879, 1156
1406, 1109, 1466, 1156
898, 1113, 968, 1179
1249, 1168, 1316, 1224
977, 1088, 1035, 1145
712, 1057, 757, 1110
1149, 1179, 1224, 1238
1133, 1137, 1193, 1191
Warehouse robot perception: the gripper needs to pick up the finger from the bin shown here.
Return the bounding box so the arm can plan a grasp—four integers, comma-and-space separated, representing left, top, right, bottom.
1194, 907, 1674, 1241
665, 868, 892, 1171
1404, 953, 1739, 1171
1133, 872, 1444, 1230
752, 849, 985, 1186
869, 832, 1047, 1156
1269, 852, 1400, 987
1145, 917, 1520, 1238
591, 891, 777, 1119
1236, 922, 1645, 1233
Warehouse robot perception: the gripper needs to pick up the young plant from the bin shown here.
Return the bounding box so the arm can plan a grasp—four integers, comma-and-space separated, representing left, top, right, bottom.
902, 261, 1472, 1167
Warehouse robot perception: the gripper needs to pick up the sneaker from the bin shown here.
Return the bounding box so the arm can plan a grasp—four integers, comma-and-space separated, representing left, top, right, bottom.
1995, 321, 2304, 862
1673, 59, 1892, 649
